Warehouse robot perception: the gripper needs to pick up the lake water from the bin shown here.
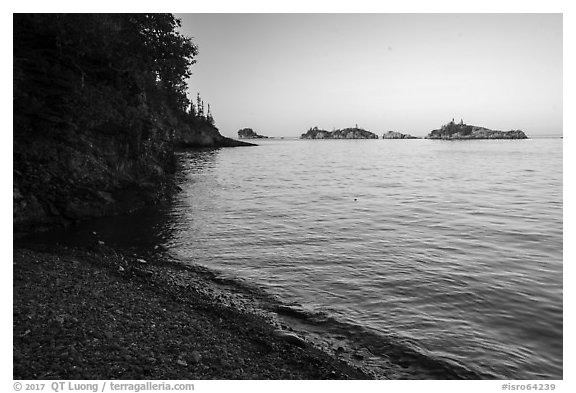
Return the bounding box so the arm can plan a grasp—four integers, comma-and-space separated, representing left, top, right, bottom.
167, 138, 563, 379
32, 138, 563, 379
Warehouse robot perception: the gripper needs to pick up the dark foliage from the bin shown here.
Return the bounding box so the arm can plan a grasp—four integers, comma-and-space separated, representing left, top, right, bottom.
14, 13, 197, 142
13, 14, 233, 233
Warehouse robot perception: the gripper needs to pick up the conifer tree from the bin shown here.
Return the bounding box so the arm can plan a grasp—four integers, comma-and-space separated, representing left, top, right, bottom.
196, 93, 203, 117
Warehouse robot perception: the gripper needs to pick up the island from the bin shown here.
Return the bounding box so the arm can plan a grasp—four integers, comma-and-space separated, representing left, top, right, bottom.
382, 131, 419, 139
300, 126, 378, 139
238, 128, 269, 139
427, 119, 528, 139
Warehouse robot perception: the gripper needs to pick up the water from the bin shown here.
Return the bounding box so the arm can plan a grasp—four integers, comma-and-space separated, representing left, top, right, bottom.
30, 138, 563, 379
165, 138, 563, 379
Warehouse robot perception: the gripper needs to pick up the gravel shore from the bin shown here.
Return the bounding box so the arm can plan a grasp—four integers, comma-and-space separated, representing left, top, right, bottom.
13, 244, 371, 380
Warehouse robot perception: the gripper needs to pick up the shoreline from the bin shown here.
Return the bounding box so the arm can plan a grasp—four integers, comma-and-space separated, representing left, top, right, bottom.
13, 243, 371, 380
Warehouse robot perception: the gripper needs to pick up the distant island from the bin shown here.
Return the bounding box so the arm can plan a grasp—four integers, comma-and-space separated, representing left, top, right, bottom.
427, 119, 528, 140
382, 131, 419, 139
238, 128, 268, 139
300, 127, 378, 139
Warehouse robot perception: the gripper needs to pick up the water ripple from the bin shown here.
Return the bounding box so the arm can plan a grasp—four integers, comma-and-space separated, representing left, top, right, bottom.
149, 139, 563, 379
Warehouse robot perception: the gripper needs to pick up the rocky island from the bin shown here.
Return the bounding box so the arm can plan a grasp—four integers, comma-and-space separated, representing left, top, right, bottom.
382, 131, 419, 139
300, 127, 378, 139
238, 128, 269, 139
427, 119, 528, 140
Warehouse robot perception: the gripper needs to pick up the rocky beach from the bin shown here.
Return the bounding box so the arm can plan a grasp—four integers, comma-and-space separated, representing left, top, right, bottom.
13, 243, 372, 380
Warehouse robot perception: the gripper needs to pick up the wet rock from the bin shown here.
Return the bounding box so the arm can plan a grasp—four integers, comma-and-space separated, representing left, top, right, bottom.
273, 330, 307, 348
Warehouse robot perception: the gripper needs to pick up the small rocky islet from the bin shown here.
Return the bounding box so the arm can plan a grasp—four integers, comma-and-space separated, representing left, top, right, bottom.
237, 128, 269, 139
381, 131, 419, 139
300, 127, 378, 139
426, 119, 528, 140
298, 121, 528, 140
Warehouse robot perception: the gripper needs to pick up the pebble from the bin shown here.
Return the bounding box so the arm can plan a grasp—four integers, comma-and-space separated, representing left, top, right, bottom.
273, 330, 307, 348
219, 357, 230, 368
191, 351, 201, 364
14, 248, 371, 380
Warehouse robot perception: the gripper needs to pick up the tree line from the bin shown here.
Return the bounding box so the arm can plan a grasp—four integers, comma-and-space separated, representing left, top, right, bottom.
14, 13, 214, 149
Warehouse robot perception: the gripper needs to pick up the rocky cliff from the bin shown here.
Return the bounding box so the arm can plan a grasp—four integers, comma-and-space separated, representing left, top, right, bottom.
176, 122, 255, 148
427, 121, 528, 140
300, 127, 378, 139
13, 14, 253, 236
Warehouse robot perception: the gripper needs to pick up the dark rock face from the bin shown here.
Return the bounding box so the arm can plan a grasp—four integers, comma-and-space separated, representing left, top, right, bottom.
300, 127, 378, 139
13, 14, 254, 236
381, 131, 419, 139
237, 128, 268, 139
14, 129, 175, 236
427, 121, 528, 139
14, 123, 254, 236
175, 123, 255, 148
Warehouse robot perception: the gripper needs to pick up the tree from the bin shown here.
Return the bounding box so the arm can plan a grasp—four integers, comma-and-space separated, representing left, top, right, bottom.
14, 14, 198, 139
196, 93, 203, 117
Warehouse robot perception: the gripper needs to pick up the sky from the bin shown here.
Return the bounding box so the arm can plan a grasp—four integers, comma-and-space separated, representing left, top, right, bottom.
176, 13, 562, 138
